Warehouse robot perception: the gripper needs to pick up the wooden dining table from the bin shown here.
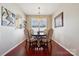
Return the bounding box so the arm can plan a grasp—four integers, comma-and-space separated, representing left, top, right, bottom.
32, 34, 46, 39
32, 34, 46, 47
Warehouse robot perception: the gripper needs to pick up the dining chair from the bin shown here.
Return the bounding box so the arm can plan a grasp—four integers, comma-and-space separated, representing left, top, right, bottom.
28, 29, 39, 50
24, 28, 30, 41
47, 28, 53, 42
28, 29, 34, 39
47, 28, 53, 55
24, 28, 30, 52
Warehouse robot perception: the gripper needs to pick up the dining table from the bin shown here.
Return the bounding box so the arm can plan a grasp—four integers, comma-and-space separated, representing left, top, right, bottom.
32, 32, 46, 47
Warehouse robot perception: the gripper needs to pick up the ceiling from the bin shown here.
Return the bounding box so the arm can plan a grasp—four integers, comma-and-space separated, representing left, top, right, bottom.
17, 3, 61, 15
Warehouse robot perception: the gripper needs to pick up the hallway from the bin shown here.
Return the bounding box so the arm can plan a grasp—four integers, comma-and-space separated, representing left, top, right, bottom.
0, 3, 79, 56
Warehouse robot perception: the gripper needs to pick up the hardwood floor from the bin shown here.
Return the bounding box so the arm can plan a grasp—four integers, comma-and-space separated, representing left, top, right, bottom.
51, 40, 73, 56
5, 40, 73, 56
5, 41, 26, 56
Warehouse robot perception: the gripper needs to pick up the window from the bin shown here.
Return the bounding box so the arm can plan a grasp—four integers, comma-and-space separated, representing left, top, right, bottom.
31, 17, 47, 35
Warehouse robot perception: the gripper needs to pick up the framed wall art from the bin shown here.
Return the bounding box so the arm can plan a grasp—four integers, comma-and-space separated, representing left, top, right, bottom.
1, 6, 16, 26
54, 12, 63, 28
16, 16, 24, 29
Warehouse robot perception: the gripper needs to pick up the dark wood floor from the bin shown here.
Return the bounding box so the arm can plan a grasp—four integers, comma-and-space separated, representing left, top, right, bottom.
5, 40, 73, 56
51, 40, 73, 56
5, 41, 26, 56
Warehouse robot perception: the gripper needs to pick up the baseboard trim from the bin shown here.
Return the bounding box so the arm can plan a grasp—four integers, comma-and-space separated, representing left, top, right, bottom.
1, 39, 26, 56
53, 39, 76, 56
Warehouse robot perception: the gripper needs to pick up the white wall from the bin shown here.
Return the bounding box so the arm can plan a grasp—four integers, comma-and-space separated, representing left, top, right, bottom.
0, 4, 25, 55
53, 4, 79, 55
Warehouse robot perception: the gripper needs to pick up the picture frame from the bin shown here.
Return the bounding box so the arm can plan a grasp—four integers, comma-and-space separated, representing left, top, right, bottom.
1, 6, 16, 26
16, 16, 24, 29
54, 12, 63, 28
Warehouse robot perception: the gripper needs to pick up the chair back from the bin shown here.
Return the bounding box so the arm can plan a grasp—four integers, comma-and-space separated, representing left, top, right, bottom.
44, 29, 48, 35
47, 28, 53, 41
24, 28, 30, 41
28, 29, 34, 38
